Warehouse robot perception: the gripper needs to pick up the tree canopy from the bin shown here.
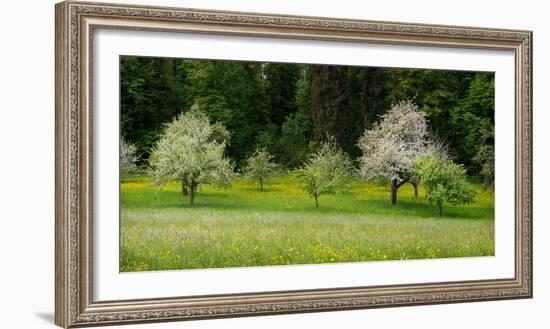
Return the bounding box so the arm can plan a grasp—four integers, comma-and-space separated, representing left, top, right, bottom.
294, 139, 352, 208
148, 110, 234, 205
120, 56, 494, 182
357, 100, 430, 204
243, 148, 279, 191
413, 155, 475, 215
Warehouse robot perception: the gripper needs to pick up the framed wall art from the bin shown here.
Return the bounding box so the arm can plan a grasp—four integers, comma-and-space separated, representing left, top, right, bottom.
55, 1, 532, 327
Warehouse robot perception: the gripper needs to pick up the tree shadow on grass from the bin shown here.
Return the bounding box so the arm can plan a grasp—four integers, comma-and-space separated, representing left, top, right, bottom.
126, 187, 493, 221
143, 199, 491, 222
234, 181, 286, 192
351, 197, 494, 220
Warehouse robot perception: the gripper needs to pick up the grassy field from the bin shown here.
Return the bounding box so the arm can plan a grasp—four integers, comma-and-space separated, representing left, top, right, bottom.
120, 176, 494, 272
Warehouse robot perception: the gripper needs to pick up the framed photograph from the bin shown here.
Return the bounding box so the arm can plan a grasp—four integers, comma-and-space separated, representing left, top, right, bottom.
55, 1, 532, 327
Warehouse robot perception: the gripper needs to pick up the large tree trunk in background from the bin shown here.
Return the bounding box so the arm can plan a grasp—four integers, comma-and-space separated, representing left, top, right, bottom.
310, 66, 354, 150
310, 66, 349, 136
310, 66, 386, 156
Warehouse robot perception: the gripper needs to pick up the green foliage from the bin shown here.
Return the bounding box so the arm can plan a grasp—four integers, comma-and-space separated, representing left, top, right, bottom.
120, 56, 494, 177
294, 139, 352, 208
473, 128, 495, 188
450, 74, 495, 171
184, 60, 270, 163
294, 66, 312, 119
384, 69, 494, 172
254, 123, 278, 151
276, 110, 314, 168
120, 57, 188, 160
148, 110, 234, 205
414, 155, 475, 215
190, 95, 233, 129
264, 63, 301, 126
120, 176, 494, 271
273, 67, 314, 168
243, 148, 279, 191
384, 69, 473, 137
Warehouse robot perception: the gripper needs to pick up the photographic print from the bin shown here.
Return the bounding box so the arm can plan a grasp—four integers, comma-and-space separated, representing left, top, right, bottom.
119, 57, 495, 272
55, 2, 531, 326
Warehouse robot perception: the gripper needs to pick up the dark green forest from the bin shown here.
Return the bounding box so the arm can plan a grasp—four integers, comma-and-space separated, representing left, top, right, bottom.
120, 56, 494, 177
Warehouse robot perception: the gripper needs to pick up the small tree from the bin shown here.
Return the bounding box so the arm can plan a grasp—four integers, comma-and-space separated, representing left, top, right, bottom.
294, 139, 352, 208
357, 100, 429, 205
120, 137, 139, 176
243, 148, 278, 191
413, 155, 475, 216
149, 110, 234, 205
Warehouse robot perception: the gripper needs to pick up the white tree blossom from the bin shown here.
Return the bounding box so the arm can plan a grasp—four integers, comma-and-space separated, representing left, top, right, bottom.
294, 139, 352, 208
120, 137, 139, 176
149, 110, 234, 205
423, 136, 451, 162
243, 148, 278, 191
357, 100, 429, 204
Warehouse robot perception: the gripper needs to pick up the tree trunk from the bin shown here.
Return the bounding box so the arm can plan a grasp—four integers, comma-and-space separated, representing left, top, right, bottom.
390, 178, 407, 205
314, 194, 319, 208
181, 180, 188, 196
439, 205, 443, 216
411, 181, 418, 198
259, 177, 263, 191
189, 182, 196, 205
310, 66, 385, 157
310, 65, 355, 152
390, 178, 398, 205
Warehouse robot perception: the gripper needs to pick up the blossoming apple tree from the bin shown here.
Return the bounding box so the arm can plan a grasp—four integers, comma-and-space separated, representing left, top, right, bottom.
357, 100, 431, 205
149, 110, 234, 205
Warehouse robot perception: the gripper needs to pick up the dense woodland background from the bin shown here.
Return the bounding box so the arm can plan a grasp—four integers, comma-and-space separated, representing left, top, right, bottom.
120, 56, 494, 176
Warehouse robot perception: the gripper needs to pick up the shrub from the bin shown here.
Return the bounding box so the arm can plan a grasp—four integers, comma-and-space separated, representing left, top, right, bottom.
413, 155, 475, 216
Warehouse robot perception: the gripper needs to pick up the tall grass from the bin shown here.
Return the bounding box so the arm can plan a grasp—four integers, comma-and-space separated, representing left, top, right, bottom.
120, 176, 494, 272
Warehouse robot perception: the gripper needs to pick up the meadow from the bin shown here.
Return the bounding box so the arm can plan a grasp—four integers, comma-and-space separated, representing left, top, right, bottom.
120, 176, 494, 272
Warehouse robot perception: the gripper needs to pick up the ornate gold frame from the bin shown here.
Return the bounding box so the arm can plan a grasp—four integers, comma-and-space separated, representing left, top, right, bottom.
55, 1, 532, 327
